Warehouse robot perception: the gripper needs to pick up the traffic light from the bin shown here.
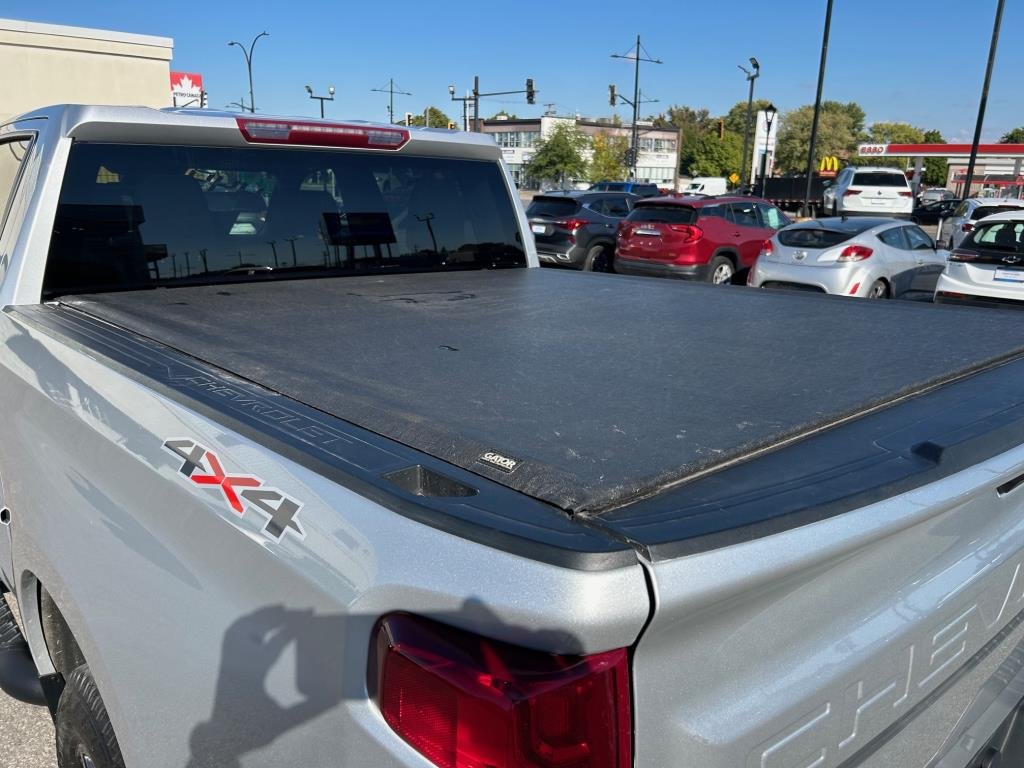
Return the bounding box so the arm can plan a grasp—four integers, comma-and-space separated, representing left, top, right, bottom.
525, 78, 535, 105
200, 90, 208, 109
609, 84, 617, 107
623, 147, 636, 167
404, 112, 412, 126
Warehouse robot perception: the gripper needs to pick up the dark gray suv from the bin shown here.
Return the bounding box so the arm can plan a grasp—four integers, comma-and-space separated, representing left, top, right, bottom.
527, 190, 638, 271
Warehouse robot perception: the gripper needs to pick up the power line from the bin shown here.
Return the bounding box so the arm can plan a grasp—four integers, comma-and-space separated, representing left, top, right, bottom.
372, 78, 411, 123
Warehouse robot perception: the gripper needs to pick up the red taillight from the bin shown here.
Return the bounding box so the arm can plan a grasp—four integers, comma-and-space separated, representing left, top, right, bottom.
838, 244, 873, 262
843, 189, 862, 197
898, 191, 913, 197
553, 218, 588, 232
950, 249, 979, 262
758, 239, 774, 259
373, 614, 632, 768
961, 222, 975, 233
236, 118, 409, 149
667, 224, 703, 242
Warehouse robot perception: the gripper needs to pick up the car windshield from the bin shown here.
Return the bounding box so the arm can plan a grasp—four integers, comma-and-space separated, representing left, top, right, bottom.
43, 142, 525, 299
967, 221, 1024, 253
778, 227, 858, 248
852, 172, 908, 187
627, 205, 697, 224
971, 205, 1024, 221
527, 196, 581, 216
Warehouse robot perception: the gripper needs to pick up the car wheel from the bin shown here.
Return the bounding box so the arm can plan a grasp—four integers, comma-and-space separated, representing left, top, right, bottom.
583, 244, 613, 273
56, 664, 126, 768
709, 256, 734, 285
866, 279, 889, 299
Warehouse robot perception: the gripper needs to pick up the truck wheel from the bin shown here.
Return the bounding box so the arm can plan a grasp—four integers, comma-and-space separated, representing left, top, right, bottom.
583, 244, 613, 273
709, 256, 734, 285
56, 664, 126, 768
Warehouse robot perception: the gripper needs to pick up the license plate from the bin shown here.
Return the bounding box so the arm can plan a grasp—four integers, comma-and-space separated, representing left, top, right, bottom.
531, 224, 546, 234
634, 228, 662, 236
994, 267, 1024, 283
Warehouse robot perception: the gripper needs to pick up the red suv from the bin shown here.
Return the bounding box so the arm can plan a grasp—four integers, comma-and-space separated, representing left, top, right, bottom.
614, 196, 791, 283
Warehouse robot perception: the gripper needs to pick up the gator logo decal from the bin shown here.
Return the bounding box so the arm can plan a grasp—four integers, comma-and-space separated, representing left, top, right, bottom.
163, 439, 305, 541
477, 451, 520, 473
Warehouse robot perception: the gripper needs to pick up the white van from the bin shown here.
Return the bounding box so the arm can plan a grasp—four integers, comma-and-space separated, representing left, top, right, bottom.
681, 177, 728, 196
831, 166, 913, 218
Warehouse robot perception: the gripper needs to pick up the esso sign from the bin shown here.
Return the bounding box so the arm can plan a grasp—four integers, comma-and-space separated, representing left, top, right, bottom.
858, 144, 888, 156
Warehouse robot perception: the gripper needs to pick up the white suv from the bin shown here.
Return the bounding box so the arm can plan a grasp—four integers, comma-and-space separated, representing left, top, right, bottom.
935, 209, 1024, 308
830, 166, 913, 218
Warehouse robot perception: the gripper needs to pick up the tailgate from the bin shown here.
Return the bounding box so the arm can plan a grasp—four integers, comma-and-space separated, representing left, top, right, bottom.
631, 440, 1024, 767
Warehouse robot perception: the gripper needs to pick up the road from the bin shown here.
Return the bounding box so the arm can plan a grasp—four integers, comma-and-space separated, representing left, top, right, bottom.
1, 593, 55, 767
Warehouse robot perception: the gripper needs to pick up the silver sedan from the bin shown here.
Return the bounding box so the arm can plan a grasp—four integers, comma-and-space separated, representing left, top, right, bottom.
749, 217, 949, 299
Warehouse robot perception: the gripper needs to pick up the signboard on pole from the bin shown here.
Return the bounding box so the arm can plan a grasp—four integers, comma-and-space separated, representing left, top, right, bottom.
170, 72, 204, 108
819, 155, 840, 177
749, 110, 779, 185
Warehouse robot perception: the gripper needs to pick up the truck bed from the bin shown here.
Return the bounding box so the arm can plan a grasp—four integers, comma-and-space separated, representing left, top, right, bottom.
60, 269, 1024, 518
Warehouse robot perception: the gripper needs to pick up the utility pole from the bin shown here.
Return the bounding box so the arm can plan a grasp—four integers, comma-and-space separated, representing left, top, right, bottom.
802, 0, 834, 216
371, 78, 412, 124
450, 77, 536, 133
611, 36, 662, 179
962, 0, 1006, 201
227, 31, 269, 114
738, 58, 760, 190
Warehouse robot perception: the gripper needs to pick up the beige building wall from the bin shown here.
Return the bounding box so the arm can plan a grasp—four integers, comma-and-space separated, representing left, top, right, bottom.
0, 17, 173, 125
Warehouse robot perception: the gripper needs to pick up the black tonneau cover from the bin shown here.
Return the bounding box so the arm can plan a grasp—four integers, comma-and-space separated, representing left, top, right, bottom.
63, 269, 1024, 514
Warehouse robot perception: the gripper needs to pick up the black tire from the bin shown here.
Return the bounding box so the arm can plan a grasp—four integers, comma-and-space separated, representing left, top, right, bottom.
708, 255, 735, 285
56, 664, 126, 768
582, 243, 613, 273
866, 279, 889, 299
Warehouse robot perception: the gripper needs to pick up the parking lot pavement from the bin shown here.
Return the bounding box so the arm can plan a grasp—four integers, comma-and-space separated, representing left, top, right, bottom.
1, 594, 55, 767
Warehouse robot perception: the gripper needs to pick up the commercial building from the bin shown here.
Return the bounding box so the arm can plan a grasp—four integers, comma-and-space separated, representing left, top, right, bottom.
0, 17, 173, 125
480, 115, 680, 189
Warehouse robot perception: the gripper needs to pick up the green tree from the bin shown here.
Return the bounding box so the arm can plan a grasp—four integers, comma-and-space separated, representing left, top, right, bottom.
1000, 127, 1024, 143
650, 105, 713, 132
773, 105, 861, 174
723, 99, 772, 137
686, 131, 744, 178
921, 129, 949, 187
489, 110, 518, 120
849, 122, 924, 169
407, 106, 454, 128
524, 122, 589, 186
588, 132, 629, 182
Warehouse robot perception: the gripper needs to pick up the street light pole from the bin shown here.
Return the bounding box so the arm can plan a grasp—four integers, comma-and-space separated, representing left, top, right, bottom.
759, 104, 778, 195
228, 31, 268, 114
802, 0, 834, 216
962, 0, 1006, 200
305, 84, 336, 118
738, 58, 760, 191
611, 35, 662, 179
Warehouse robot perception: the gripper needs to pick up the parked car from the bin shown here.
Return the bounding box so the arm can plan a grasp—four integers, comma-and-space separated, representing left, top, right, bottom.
912, 197, 960, 225
918, 187, 955, 204
527, 190, 638, 271
822, 179, 836, 211
680, 177, 727, 196
588, 180, 661, 197
937, 197, 1024, 249
614, 196, 790, 284
935, 210, 1024, 308
9, 105, 1024, 768
749, 217, 948, 299
830, 166, 914, 218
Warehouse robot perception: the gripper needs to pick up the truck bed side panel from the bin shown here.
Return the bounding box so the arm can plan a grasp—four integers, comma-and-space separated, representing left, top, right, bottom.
0, 310, 650, 767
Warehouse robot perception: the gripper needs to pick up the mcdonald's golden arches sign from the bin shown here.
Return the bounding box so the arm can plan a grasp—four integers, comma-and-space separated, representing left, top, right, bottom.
819, 155, 840, 177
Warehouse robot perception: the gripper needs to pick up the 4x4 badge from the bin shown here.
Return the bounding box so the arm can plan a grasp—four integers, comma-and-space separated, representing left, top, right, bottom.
163, 439, 305, 541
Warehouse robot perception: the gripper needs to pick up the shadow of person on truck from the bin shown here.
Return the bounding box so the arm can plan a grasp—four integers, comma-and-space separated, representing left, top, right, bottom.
185, 597, 585, 767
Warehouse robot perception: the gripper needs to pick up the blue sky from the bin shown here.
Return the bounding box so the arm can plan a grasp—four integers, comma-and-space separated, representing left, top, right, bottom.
17, 1, 1024, 140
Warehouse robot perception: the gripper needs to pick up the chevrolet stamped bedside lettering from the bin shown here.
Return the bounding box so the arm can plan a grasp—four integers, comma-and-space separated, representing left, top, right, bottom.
750, 556, 1024, 767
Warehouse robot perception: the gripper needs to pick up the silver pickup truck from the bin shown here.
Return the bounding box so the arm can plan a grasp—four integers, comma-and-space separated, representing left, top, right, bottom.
2, 105, 1024, 768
